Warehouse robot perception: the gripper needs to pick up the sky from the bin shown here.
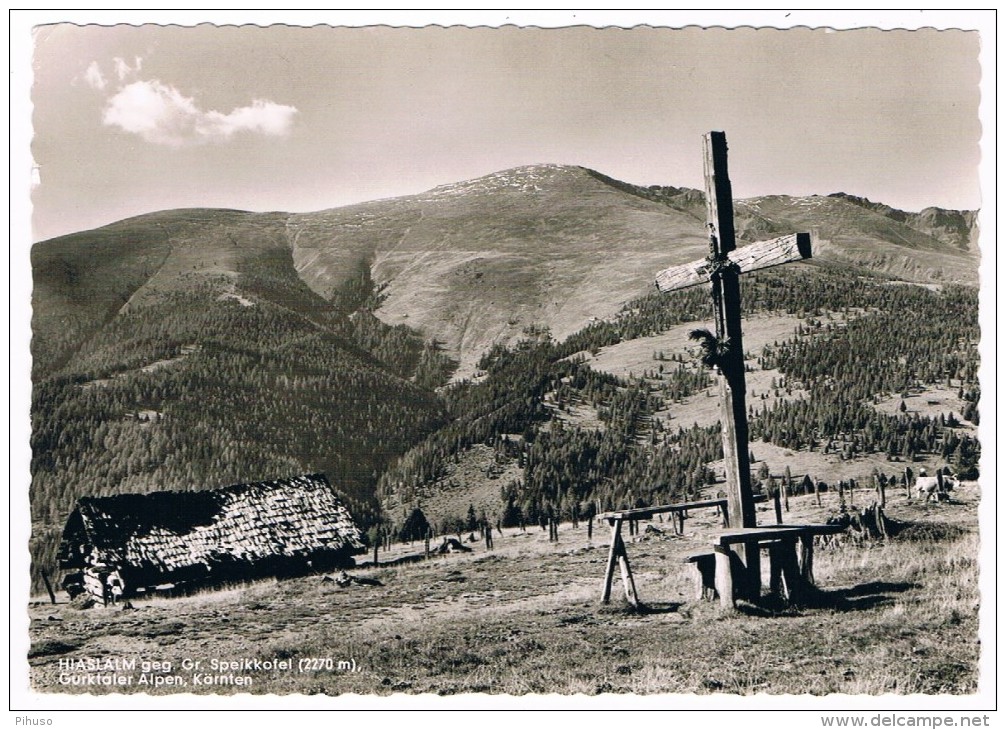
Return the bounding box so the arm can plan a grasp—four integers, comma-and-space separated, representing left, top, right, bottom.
23, 13, 986, 242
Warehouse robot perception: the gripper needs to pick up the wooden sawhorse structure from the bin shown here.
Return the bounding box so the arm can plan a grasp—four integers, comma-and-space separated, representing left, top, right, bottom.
599, 496, 766, 607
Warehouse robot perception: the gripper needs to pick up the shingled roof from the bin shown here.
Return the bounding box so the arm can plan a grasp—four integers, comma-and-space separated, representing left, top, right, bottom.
58, 473, 364, 596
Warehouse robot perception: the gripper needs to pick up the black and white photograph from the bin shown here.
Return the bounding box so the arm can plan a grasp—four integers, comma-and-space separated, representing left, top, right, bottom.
11, 10, 995, 717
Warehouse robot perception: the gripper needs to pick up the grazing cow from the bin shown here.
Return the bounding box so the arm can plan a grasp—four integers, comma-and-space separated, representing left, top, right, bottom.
916, 474, 958, 502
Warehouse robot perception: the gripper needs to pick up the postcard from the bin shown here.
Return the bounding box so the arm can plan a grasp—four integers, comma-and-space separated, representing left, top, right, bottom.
11, 9, 996, 720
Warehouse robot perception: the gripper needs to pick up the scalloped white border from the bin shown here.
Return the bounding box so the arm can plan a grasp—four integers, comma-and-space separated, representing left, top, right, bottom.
8, 9, 997, 719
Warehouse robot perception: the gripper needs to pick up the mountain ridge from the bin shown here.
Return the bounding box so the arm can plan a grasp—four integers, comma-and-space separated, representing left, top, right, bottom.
826, 191, 978, 252
34, 164, 979, 381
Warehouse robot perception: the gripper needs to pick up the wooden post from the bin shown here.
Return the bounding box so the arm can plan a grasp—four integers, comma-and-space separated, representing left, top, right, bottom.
738, 540, 761, 602
779, 539, 803, 603
714, 546, 734, 608
814, 478, 821, 507
690, 554, 717, 601
587, 517, 593, 541
41, 570, 57, 605
773, 488, 783, 525
849, 478, 855, 507
798, 534, 816, 587
617, 537, 640, 608
373, 536, 379, 567
873, 504, 889, 539
703, 132, 756, 529
601, 519, 623, 603
768, 542, 786, 597
653, 131, 811, 529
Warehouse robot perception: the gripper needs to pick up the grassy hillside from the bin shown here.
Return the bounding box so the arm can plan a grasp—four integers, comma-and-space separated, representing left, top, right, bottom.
287, 165, 978, 378
31, 219, 172, 376
33, 165, 979, 383
288, 165, 712, 378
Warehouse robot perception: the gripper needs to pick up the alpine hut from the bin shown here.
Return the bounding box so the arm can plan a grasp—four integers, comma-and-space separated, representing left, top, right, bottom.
57, 473, 365, 602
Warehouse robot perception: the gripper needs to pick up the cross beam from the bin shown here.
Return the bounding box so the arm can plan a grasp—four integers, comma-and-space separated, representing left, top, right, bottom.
655, 232, 811, 294
654, 131, 812, 528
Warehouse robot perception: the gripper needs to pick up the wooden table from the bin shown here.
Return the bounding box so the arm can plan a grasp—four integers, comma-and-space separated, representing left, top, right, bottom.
707, 524, 847, 607
598, 500, 845, 608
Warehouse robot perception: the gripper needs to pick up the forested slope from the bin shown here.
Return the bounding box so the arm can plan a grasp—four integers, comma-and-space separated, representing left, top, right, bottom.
379, 268, 980, 532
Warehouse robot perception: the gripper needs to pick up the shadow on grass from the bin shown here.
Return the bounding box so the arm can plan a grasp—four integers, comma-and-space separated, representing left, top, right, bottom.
598, 600, 682, 616
635, 601, 683, 615
732, 581, 920, 616
734, 599, 801, 618
840, 580, 919, 598
800, 581, 920, 612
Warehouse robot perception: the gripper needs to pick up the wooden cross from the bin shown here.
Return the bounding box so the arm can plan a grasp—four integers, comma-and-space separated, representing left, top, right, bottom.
654, 131, 812, 529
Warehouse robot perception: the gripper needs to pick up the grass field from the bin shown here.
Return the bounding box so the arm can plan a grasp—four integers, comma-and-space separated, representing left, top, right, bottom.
27, 482, 981, 697
586, 313, 809, 381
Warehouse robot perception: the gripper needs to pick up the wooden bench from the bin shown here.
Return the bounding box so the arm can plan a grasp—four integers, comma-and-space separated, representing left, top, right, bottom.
684, 552, 717, 601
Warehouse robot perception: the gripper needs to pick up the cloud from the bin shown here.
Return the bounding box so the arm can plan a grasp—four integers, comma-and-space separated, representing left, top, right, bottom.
84, 61, 106, 90
100, 79, 297, 147
112, 56, 142, 81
